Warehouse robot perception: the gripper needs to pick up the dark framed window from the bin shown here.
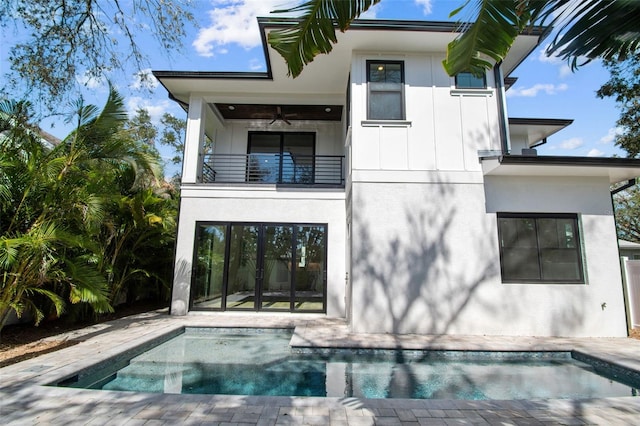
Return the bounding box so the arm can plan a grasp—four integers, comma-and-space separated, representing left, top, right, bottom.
247, 132, 315, 184
367, 60, 404, 120
497, 213, 584, 283
455, 71, 486, 89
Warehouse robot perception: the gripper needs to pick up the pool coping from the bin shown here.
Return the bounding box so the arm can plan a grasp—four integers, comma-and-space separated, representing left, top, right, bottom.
2, 310, 640, 425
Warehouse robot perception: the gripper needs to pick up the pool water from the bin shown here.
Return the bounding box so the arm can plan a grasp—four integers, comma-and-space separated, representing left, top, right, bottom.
61, 328, 640, 400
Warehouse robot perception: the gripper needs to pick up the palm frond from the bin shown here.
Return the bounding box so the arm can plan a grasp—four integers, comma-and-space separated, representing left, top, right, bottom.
269, 0, 381, 77
64, 258, 112, 313
545, 0, 640, 68
23, 287, 66, 321
443, 0, 536, 76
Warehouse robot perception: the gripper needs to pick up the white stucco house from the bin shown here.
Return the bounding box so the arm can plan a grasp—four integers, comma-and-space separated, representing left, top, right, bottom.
154, 18, 640, 337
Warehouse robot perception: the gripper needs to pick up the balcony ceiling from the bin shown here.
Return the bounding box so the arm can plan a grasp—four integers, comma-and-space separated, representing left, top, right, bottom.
213, 104, 343, 121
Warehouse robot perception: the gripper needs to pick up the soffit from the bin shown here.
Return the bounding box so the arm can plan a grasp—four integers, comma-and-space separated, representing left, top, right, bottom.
508, 118, 573, 147
481, 156, 640, 184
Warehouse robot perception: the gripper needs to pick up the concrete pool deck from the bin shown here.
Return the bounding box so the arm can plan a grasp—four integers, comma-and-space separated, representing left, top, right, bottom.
1, 310, 640, 425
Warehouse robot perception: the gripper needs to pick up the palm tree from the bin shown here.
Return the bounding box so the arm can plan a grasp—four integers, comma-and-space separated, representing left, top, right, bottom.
0, 99, 113, 333
0, 87, 171, 337
268, 0, 640, 78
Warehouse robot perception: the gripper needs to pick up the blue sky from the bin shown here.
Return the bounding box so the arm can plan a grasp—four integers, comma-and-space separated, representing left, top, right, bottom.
10, 0, 625, 175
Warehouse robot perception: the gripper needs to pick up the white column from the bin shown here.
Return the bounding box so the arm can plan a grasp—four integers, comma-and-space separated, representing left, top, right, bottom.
181, 96, 206, 184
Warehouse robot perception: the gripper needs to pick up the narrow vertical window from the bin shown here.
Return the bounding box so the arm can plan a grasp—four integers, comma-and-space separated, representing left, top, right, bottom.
367, 61, 404, 120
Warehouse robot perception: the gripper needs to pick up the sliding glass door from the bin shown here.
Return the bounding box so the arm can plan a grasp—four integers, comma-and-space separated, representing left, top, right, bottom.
191, 222, 327, 312
248, 132, 315, 184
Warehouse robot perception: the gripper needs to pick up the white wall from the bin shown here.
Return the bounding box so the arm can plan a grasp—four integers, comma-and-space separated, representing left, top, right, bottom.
349, 175, 628, 337
171, 188, 347, 317
349, 52, 500, 174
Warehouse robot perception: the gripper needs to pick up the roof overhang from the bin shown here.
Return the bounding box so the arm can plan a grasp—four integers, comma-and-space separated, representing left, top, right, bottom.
481, 155, 640, 184
153, 18, 549, 107
508, 118, 574, 148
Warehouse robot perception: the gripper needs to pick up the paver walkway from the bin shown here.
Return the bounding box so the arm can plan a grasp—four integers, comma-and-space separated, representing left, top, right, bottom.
1, 311, 640, 425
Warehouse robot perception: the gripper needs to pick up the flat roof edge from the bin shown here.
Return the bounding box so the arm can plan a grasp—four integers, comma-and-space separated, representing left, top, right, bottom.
257, 17, 548, 36
493, 155, 640, 168
152, 71, 272, 80
508, 118, 574, 126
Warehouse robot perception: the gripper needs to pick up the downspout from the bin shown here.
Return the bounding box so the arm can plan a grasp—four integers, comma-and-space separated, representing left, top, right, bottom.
493, 62, 510, 155
610, 178, 637, 335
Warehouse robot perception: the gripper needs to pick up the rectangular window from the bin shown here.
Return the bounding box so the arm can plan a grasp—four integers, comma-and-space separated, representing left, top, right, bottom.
247, 132, 315, 184
455, 71, 486, 89
497, 213, 584, 283
367, 60, 404, 120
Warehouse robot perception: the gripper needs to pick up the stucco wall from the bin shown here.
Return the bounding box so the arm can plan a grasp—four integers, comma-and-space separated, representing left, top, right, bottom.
349, 176, 627, 337
171, 188, 347, 317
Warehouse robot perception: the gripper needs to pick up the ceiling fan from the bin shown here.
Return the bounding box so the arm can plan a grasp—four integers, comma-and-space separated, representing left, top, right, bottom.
270, 106, 296, 125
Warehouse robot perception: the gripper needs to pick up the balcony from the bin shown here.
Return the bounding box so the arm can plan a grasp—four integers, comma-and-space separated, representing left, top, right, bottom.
202, 154, 345, 187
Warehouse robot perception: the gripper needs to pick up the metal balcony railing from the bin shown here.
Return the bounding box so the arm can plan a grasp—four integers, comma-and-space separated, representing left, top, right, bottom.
201, 153, 345, 186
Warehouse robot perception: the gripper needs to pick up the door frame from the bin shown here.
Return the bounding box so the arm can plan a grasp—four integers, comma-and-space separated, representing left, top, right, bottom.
190, 221, 328, 313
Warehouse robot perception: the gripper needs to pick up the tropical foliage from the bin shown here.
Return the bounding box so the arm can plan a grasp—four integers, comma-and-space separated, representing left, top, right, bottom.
614, 186, 640, 243
597, 55, 640, 157
0, 89, 177, 338
268, 0, 640, 78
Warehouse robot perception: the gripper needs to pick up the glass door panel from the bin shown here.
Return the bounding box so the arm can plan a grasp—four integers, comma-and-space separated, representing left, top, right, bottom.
294, 225, 326, 312
248, 134, 281, 183
260, 225, 293, 310
192, 224, 226, 309
282, 134, 314, 184
226, 225, 259, 309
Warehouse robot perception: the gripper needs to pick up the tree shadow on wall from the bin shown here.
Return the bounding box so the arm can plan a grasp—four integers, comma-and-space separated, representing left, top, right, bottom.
351, 182, 499, 336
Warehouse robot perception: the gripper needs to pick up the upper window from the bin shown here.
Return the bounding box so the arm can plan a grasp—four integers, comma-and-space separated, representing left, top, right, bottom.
247, 132, 315, 184
455, 71, 486, 89
367, 61, 404, 120
497, 213, 584, 283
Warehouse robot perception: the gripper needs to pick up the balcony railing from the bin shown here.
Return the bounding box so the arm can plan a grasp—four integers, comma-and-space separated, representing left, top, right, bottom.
201, 153, 345, 187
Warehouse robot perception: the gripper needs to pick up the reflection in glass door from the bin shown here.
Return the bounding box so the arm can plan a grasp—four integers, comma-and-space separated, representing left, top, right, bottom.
226, 225, 259, 309
294, 226, 326, 311
192, 222, 326, 312
260, 225, 293, 310
192, 225, 226, 309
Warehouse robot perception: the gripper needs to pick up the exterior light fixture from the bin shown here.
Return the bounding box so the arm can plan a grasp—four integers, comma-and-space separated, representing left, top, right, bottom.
325, 107, 332, 113
228, 105, 236, 111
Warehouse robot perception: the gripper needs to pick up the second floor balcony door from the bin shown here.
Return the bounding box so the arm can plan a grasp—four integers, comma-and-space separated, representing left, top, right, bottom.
248, 132, 315, 184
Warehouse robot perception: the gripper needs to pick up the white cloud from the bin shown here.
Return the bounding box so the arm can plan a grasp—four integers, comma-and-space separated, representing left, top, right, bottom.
537, 45, 562, 65
537, 43, 586, 78
127, 97, 174, 123
559, 137, 583, 150
506, 83, 568, 98
599, 127, 623, 144
249, 58, 264, 71
130, 69, 159, 90
76, 71, 106, 90
193, 0, 289, 57
587, 148, 605, 157
414, 0, 433, 15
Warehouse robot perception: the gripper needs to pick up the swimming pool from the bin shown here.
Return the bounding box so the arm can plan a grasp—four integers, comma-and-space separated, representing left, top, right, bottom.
57, 327, 640, 400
